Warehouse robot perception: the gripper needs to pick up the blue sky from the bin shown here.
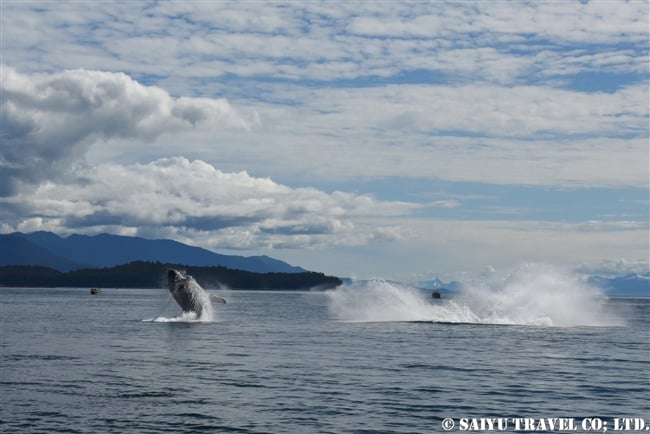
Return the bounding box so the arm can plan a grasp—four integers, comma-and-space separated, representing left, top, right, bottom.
1, 1, 648, 280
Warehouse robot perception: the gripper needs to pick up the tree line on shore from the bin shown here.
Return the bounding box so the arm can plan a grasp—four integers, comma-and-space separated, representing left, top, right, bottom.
0, 261, 342, 290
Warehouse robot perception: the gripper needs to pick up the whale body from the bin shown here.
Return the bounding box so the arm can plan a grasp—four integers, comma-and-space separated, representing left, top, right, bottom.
167, 269, 212, 316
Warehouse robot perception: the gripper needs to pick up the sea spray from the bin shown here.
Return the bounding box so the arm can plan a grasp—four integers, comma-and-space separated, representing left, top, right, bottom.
327, 279, 478, 323
327, 264, 623, 327
328, 279, 435, 323
146, 311, 205, 323
458, 263, 622, 326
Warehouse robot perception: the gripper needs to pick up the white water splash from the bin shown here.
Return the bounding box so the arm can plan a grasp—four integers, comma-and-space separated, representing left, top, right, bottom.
143, 311, 208, 323
142, 308, 215, 323
327, 264, 623, 327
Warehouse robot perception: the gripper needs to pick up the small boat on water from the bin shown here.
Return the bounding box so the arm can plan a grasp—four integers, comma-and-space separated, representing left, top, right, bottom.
90, 288, 103, 295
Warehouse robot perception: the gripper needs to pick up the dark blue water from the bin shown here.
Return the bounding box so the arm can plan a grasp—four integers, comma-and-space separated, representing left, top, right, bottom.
1, 286, 649, 433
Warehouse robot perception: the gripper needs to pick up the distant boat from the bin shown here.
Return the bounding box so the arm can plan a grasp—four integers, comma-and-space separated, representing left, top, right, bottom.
90, 288, 103, 295
431, 290, 441, 299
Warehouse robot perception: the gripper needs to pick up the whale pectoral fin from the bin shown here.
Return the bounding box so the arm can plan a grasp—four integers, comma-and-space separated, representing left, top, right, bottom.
210, 295, 227, 304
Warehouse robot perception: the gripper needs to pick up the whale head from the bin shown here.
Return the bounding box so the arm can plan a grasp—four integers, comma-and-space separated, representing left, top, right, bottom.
167, 269, 184, 287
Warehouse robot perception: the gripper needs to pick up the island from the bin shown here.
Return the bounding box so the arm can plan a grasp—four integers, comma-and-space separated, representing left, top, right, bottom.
0, 261, 343, 290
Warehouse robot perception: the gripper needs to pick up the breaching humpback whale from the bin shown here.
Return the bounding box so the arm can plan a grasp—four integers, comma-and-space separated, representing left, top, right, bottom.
167, 269, 216, 316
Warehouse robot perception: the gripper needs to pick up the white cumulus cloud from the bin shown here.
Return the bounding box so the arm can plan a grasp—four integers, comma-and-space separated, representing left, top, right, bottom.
0, 157, 418, 251
1, 67, 254, 195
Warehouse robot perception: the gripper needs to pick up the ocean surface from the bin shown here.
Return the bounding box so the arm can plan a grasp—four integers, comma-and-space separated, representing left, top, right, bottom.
1, 270, 649, 433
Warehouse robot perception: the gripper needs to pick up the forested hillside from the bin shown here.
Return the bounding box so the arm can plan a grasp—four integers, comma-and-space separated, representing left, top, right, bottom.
0, 261, 342, 290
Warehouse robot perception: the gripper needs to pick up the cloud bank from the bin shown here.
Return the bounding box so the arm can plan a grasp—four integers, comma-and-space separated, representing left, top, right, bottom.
1, 157, 416, 250
0, 67, 416, 254
3, 2, 647, 85
1, 67, 254, 195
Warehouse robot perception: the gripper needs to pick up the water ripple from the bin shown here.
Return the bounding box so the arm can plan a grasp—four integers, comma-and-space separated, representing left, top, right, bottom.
1, 288, 648, 433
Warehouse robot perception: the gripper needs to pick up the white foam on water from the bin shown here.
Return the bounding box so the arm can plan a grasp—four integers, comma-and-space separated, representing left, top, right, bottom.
327, 264, 624, 327
143, 311, 202, 323
142, 308, 215, 323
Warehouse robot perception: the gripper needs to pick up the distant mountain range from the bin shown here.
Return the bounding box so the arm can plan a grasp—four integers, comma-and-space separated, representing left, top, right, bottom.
416, 277, 463, 292
588, 273, 650, 297
0, 232, 305, 273
418, 274, 649, 297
